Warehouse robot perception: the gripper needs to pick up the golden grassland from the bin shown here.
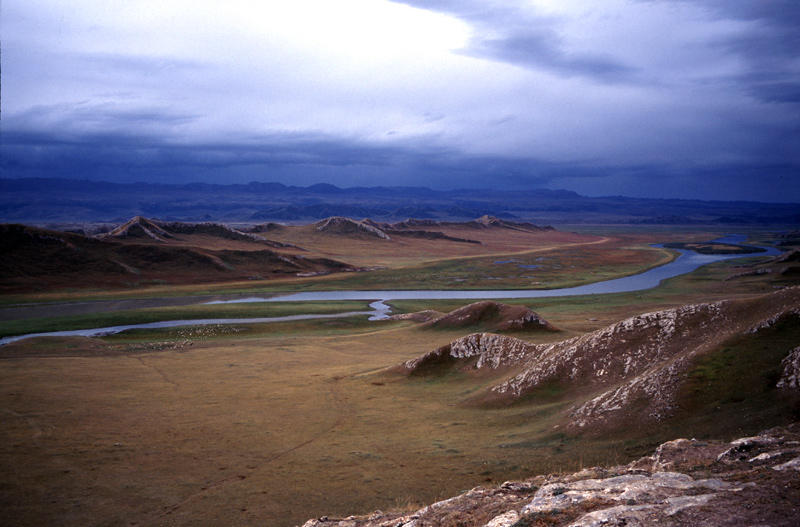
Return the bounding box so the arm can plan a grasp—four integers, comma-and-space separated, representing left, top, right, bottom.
1, 225, 797, 527
0, 319, 644, 527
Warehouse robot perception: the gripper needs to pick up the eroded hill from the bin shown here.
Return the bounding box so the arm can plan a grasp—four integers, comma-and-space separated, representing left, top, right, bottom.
100, 216, 295, 249
0, 223, 355, 293
0, 215, 590, 293
0, 214, 622, 294
397, 287, 800, 435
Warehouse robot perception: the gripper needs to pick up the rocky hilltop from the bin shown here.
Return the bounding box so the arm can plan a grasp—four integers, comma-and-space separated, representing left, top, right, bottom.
100, 216, 293, 247
314, 217, 392, 239
399, 287, 800, 431
300, 423, 800, 527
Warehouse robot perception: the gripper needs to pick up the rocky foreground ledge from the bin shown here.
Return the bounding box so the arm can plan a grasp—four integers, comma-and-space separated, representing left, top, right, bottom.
300, 424, 800, 527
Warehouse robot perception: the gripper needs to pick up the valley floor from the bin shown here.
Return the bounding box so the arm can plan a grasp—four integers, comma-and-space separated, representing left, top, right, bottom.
1, 224, 798, 527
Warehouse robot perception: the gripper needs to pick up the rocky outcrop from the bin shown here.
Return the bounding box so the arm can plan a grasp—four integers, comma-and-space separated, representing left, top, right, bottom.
369, 219, 482, 244
778, 347, 800, 391
314, 217, 392, 239
400, 288, 800, 429
101, 217, 289, 247
387, 310, 444, 323
398, 333, 535, 375
770, 248, 800, 264
300, 216, 558, 244
379, 216, 552, 232
160, 220, 270, 243
299, 424, 800, 527
103, 216, 173, 241
467, 215, 554, 232
382, 219, 442, 230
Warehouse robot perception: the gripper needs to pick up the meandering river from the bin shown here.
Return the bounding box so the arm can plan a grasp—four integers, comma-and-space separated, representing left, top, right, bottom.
0, 237, 781, 346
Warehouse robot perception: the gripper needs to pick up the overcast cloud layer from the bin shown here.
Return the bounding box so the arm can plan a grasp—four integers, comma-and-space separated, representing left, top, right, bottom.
2, 0, 799, 201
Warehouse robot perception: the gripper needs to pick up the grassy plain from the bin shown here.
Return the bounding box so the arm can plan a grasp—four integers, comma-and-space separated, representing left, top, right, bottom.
0, 319, 647, 527
1, 225, 797, 527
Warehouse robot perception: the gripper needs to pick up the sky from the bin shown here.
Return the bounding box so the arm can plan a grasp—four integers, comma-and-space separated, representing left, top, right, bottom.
2, 0, 799, 202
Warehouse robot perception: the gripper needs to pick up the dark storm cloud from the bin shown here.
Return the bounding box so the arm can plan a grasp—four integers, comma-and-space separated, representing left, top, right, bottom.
746, 81, 800, 104
1, 129, 438, 182
396, 0, 800, 94
380, 0, 800, 200
637, 0, 800, 104
4, 126, 797, 202
0, 125, 572, 190
3, 0, 799, 201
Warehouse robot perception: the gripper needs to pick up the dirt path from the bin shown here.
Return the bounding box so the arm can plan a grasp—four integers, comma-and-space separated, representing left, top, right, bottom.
128, 474, 248, 527
387, 235, 616, 269
132, 356, 181, 391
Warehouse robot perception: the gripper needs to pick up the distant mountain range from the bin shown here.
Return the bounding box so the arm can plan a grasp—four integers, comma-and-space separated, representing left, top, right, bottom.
1, 177, 798, 225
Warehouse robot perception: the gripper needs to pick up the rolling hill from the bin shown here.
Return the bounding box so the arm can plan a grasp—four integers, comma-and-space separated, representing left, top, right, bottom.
99, 216, 295, 248
397, 287, 800, 436
421, 301, 560, 333
0, 215, 576, 293
0, 222, 355, 293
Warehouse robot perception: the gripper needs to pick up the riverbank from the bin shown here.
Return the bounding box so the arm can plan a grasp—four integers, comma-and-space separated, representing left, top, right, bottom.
0, 240, 782, 345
